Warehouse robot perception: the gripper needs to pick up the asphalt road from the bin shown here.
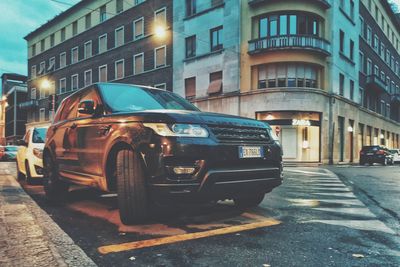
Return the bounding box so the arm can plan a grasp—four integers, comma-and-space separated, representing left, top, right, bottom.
9, 163, 400, 266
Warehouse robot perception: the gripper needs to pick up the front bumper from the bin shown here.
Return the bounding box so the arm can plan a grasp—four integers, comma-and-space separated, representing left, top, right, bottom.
140, 136, 283, 201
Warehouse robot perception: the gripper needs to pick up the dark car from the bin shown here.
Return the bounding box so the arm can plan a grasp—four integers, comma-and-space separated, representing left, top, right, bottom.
2, 146, 19, 161
359, 146, 394, 165
43, 83, 283, 224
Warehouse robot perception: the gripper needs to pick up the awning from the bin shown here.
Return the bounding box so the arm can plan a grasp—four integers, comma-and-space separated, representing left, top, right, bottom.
207, 79, 222, 95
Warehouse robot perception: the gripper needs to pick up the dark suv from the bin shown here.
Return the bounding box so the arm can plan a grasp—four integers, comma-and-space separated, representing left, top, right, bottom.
43, 83, 283, 224
359, 146, 394, 165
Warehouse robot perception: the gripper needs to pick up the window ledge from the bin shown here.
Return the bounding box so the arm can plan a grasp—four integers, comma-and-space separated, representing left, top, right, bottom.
184, 3, 225, 21
339, 7, 355, 25
339, 52, 355, 65
184, 49, 224, 63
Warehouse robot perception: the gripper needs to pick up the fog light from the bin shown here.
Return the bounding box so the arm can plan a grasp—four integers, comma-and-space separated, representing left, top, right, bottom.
173, 167, 196, 175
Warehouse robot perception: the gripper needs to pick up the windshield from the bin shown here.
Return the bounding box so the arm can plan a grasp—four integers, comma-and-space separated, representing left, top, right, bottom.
32, 128, 47, 143
99, 84, 200, 113
5, 146, 18, 151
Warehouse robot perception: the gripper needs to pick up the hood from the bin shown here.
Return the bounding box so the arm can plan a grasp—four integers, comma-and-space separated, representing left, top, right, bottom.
107, 110, 268, 128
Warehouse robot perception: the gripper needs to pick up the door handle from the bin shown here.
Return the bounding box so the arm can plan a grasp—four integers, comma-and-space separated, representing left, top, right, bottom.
70, 123, 77, 129
97, 125, 111, 135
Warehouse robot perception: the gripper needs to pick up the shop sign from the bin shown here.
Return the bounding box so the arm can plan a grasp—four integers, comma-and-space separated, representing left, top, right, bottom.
292, 119, 311, 126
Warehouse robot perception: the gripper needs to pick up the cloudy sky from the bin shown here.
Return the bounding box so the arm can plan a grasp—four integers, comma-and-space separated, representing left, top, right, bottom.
0, 0, 400, 92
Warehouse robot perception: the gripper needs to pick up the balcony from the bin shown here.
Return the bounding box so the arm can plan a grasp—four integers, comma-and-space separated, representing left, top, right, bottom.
248, 0, 331, 9
18, 100, 38, 110
365, 75, 387, 94
248, 35, 331, 56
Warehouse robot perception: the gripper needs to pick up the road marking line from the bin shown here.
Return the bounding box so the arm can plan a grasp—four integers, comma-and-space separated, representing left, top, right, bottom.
98, 218, 281, 254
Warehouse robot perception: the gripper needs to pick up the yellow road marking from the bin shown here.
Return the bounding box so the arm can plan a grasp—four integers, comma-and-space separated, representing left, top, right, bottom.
98, 218, 281, 254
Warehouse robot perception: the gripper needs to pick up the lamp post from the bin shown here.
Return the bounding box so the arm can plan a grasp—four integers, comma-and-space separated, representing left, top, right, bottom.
40, 79, 56, 121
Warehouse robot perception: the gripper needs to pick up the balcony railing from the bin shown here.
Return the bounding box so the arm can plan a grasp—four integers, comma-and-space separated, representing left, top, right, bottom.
365, 75, 387, 94
18, 100, 38, 110
248, 35, 331, 56
248, 0, 331, 9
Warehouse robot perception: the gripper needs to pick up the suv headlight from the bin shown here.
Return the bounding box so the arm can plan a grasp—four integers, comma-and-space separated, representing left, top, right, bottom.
143, 123, 209, 138
33, 148, 43, 159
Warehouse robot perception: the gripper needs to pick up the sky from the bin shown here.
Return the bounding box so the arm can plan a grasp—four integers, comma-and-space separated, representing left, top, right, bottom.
0, 0, 400, 93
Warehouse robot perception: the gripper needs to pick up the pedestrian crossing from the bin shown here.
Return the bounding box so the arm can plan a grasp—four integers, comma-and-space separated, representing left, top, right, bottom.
282, 168, 395, 234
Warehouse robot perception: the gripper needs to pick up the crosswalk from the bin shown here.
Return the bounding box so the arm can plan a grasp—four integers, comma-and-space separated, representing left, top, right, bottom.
282, 168, 395, 235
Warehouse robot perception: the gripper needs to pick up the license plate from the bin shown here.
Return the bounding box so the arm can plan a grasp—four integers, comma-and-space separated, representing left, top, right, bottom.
239, 146, 264, 159
367, 153, 374, 155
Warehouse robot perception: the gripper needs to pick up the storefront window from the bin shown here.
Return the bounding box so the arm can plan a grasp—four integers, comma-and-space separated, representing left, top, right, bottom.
258, 63, 319, 89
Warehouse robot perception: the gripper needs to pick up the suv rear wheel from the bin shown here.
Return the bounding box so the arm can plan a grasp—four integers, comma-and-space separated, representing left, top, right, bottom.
116, 148, 149, 224
234, 193, 265, 208
43, 154, 69, 202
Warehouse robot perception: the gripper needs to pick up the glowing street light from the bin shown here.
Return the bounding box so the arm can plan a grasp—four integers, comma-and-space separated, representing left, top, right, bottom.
41, 79, 51, 90
154, 26, 167, 38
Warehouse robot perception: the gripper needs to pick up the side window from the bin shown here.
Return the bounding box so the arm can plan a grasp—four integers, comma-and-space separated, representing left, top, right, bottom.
77, 89, 102, 118
59, 95, 80, 121
53, 100, 66, 123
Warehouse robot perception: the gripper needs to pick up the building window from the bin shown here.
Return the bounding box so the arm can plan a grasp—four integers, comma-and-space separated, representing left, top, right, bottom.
60, 52, 66, 68
386, 104, 390, 118
339, 73, 345, 96
59, 78, 66, 94
155, 46, 166, 68
71, 47, 78, 64
374, 34, 379, 52
381, 100, 385, 116
32, 44, 36, 56
39, 61, 45, 75
350, 0, 355, 20
339, 30, 344, 53
208, 71, 223, 95
31, 65, 36, 79
367, 26, 372, 45
85, 13, 91, 29
185, 77, 196, 99
186, 0, 196, 16
115, 26, 124, 47
359, 87, 364, 106
367, 59, 372, 75
84, 70, 92, 87
374, 65, 379, 76
116, 0, 123, 13
61, 27, 66, 42
185, 35, 196, 58
71, 74, 78, 91
349, 39, 354, 61
99, 34, 107, 53
210, 26, 223, 51
134, 53, 144, 74
360, 16, 364, 38
350, 80, 354, 100
134, 0, 145, 5
100, 5, 107, 22
155, 7, 167, 27
380, 42, 385, 58
154, 83, 166, 90
48, 57, 55, 72
72, 21, 78, 36
99, 65, 107, 82
84, 41, 92, 58
115, 59, 124, 80
134, 18, 144, 39
39, 108, 46, 122
258, 63, 318, 89
359, 52, 364, 73
31, 88, 36, 100
50, 34, 55, 47
40, 39, 45, 52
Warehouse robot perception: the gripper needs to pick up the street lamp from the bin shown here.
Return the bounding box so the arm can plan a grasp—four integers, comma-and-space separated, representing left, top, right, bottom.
41, 79, 51, 90
154, 25, 167, 39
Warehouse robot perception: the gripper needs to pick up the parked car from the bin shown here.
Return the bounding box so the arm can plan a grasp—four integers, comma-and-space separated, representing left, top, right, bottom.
2, 146, 19, 161
16, 127, 48, 184
360, 146, 394, 165
389, 149, 400, 163
43, 83, 283, 224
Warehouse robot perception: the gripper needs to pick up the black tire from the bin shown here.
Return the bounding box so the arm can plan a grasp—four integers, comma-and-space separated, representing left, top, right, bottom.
25, 161, 34, 185
234, 193, 265, 208
116, 148, 149, 224
16, 161, 25, 181
43, 154, 69, 202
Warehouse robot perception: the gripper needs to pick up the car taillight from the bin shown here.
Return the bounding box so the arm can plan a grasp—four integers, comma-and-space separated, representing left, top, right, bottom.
376, 150, 385, 155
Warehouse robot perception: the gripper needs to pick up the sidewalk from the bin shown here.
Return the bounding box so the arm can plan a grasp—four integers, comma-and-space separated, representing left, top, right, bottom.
0, 162, 97, 267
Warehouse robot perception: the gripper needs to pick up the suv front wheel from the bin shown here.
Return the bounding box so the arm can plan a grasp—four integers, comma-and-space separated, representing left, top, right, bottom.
234, 193, 265, 208
43, 154, 69, 202
116, 148, 149, 224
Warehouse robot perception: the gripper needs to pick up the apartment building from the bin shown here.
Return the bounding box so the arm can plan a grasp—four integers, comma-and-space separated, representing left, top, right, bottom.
181, 0, 400, 163
24, 0, 172, 128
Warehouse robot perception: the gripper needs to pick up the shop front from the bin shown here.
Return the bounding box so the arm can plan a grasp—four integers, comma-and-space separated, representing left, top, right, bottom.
257, 111, 321, 162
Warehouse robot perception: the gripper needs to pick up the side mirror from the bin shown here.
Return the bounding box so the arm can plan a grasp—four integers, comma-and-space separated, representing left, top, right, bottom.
78, 100, 95, 115
16, 139, 27, 147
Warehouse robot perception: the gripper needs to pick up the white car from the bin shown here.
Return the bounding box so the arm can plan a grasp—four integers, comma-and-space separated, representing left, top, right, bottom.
390, 149, 400, 163
16, 127, 48, 184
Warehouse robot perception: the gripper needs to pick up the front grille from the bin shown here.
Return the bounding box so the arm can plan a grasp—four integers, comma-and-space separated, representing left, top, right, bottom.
208, 125, 271, 143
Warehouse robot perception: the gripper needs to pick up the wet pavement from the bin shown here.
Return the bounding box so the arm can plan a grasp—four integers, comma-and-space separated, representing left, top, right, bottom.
4, 162, 400, 266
